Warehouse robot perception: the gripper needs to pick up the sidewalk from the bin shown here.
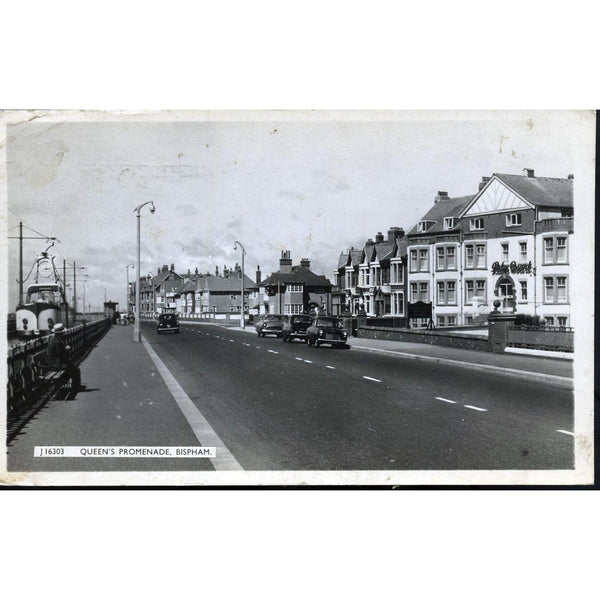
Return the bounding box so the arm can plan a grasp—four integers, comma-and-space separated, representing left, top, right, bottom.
7, 324, 215, 473
189, 320, 574, 386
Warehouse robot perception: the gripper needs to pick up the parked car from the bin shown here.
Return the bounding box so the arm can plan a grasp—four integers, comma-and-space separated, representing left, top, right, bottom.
282, 314, 312, 342
157, 312, 180, 334
307, 316, 349, 348
255, 314, 284, 337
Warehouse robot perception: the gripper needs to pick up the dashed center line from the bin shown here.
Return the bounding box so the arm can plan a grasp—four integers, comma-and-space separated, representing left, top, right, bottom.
326, 366, 335, 370
436, 396, 456, 404
268, 350, 279, 354
295, 357, 303, 361
557, 429, 574, 436
229, 339, 235, 342
363, 376, 381, 383
243, 343, 251, 347
464, 405, 487, 412
303, 360, 312, 364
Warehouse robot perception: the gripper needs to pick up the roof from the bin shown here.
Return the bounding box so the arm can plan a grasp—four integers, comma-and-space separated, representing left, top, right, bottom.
494, 173, 573, 208
202, 274, 255, 292
261, 266, 331, 288
337, 251, 349, 270
174, 280, 197, 295
373, 241, 395, 262
407, 194, 475, 236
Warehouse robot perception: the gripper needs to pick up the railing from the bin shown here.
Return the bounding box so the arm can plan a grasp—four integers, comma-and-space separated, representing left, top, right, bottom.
507, 325, 574, 352
7, 318, 111, 418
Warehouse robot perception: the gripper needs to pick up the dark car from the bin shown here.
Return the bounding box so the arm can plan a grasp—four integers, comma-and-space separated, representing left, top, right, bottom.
307, 316, 349, 348
282, 314, 313, 342
157, 312, 180, 334
255, 314, 284, 337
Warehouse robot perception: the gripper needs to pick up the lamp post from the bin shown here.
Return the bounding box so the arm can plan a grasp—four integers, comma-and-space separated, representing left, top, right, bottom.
125, 263, 134, 315
134, 201, 156, 342
82, 282, 89, 317
233, 241, 246, 329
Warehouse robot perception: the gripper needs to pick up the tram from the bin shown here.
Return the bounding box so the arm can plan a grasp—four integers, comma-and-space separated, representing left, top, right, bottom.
16, 251, 64, 337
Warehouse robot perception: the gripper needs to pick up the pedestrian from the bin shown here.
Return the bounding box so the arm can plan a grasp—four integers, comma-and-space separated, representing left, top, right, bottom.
46, 323, 82, 393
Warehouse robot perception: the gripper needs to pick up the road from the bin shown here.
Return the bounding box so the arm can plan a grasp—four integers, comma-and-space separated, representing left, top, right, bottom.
143, 321, 573, 470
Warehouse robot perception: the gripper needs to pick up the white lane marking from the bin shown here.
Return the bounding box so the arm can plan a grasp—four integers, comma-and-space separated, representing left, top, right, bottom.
268, 350, 279, 354
244, 343, 251, 347
295, 357, 303, 361
255, 346, 261, 349
557, 429, 574, 436
464, 405, 487, 412
363, 376, 381, 383
326, 366, 335, 370
229, 339, 235, 342
303, 360, 312, 364
436, 396, 456, 404
141, 336, 243, 471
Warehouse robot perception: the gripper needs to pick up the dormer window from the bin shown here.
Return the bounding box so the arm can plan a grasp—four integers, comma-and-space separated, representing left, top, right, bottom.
470, 218, 484, 231
443, 217, 456, 230
417, 220, 434, 233
505, 213, 522, 227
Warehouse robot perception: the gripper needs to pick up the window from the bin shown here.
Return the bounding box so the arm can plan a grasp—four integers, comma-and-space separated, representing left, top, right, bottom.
465, 280, 486, 303
444, 217, 456, 230
436, 246, 456, 271
557, 316, 568, 327
417, 221, 434, 233
410, 248, 429, 272
447, 315, 456, 326
437, 281, 457, 305
411, 317, 429, 329
519, 242, 527, 261
544, 276, 568, 304
419, 249, 428, 272
544, 235, 568, 264
287, 284, 303, 293
506, 213, 522, 227
391, 262, 403, 284
437, 315, 445, 327
392, 291, 404, 315
284, 304, 303, 314
520, 281, 528, 301
470, 218, 484, 231
561, 208, 573, 218
501, 243, 509, 262
465, 243, 486, 268
545, 316, 555, 326
410, 282, 429, 303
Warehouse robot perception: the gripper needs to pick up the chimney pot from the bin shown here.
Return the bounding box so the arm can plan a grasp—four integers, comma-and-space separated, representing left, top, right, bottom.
434, 191, 449, 203
524, 168, 535, 178
568, 173, 574, 180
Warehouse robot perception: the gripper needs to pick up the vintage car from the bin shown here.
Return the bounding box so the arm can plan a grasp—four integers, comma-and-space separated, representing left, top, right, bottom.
306, 316, 349, 348
255, 314, 284, 337
156, 312, 180, 334
282, 314, 313, 342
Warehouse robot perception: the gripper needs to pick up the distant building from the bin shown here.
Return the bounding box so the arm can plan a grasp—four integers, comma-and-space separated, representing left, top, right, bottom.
259, 251, 332, 315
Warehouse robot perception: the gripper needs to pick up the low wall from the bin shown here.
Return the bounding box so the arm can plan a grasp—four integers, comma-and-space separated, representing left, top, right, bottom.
7, 318, 111, 417
507, 326, 574, 353
358, 325, 490, 352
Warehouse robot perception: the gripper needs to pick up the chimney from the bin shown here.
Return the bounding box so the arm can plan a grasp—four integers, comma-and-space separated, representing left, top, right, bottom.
215, 266, 219, 277
280, 250, 292, 274
157, 267, 160, 274
224, 265, 229, 277
387, 227, 405, 243
162, 265, 168, 273
195, 267, 198, 275
300, 258, 310, 269
478, 176, 490, 191
170, 263, 175, 272
375, 232, 385, 243
256, 265, 262, 284
187, 269, 191, 276
434, 191, 449, 204
568, 174, 574, 180
524, 168, 535, 178
235, 262, 240, 272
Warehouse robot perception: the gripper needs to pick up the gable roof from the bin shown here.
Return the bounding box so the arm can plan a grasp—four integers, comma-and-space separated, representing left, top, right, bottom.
407, 195, 475, 236
202, 274, 255, 292
494, 173, 573, 208
261, 266, 331, 288
373, 241, 395, 262
337, 251, 349, 270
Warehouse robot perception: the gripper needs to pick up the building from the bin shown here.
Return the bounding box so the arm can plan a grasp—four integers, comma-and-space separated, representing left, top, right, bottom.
195, 264, 255, 315
259, 251, 332, 315
334, 228, 408, 318
406, 170, 574, 328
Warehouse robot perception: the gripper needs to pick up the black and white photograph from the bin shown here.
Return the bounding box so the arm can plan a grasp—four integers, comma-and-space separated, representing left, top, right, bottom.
1, 110, 594, 486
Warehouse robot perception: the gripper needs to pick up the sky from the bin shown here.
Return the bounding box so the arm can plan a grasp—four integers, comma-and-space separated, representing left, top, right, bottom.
4, 110, 594, 311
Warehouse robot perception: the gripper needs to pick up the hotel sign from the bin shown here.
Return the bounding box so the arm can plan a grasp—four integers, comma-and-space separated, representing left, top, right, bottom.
491, 261, 536, 276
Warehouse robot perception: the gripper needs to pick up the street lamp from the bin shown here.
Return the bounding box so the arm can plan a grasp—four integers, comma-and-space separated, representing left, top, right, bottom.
82, 282, 89, 317
233, 241, 246, 329
134, 201, 156, 342
125, 263, 134, 315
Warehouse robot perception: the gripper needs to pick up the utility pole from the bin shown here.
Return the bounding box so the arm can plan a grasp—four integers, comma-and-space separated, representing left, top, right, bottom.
63, 259, 69, 328
18, 222, 23, 305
